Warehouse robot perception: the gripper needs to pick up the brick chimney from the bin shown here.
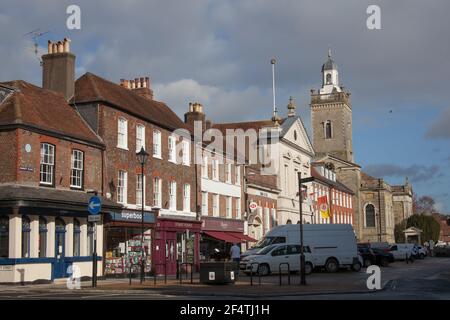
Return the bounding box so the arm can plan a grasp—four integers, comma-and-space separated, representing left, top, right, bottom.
120, 76, 153, 100
184, 102, 206, 129
42, 38, 75, 101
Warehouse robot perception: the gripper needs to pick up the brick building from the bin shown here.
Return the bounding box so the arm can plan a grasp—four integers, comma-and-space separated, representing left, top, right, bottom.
0, 75, 120, 283
310, 164, 354, 226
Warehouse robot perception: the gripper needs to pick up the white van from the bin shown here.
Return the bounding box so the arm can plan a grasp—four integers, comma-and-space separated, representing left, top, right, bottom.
243, 224, 361, 272
389, 243, 416, 261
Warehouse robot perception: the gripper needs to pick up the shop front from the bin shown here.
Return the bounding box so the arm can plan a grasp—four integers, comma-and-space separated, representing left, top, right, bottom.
200, 217, 256, 261
103, 209, 157, 278
153, 217, 202, 275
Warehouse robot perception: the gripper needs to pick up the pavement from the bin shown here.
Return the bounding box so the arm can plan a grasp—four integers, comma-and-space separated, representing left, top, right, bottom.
0, 257, 449, 299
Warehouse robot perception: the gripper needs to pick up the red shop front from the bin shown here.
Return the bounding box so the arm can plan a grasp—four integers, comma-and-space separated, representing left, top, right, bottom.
153, 217, 202, 275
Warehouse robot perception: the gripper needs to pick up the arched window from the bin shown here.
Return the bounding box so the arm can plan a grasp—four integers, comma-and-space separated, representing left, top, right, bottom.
22, 216, 31, 258
365, 204, 376, 228
73, 219, 81, 257
39, 217, 47, 258
0, 216, 9, 258
326, 73, 332, 85
325, 121, 332, 139
286, 220, 292, 225
87, 222, 95, 255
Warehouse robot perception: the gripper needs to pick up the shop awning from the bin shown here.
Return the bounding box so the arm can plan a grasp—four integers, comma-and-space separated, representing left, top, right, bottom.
228, 232, 257, 243
203, 231, 257, 243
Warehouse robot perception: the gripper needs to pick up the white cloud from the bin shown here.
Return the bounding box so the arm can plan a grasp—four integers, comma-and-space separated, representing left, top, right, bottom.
154, 79, 271, 122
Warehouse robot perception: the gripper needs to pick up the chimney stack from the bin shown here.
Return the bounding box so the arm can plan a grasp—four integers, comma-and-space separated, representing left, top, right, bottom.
42, 38, 75, 101
184, 102, 206, 129
119, 76, 153, 100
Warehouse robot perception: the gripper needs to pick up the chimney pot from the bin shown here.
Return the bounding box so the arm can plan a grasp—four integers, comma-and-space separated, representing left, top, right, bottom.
130, 80, 135, 89
57, 41, 63, 53
52, 43, 57, 53
120, 79, 125, 87
134, 78, 140, 89
124, 80, 129, 89
145, 77, 150, 88
63, 38, 71, 53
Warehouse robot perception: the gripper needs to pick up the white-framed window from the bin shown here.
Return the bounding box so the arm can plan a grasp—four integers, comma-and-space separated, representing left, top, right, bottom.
183, 184, 191, 212
169, 181, 177, 210
136, 174, 145, 207
284, 164, 289, 193
213, 194, 219, 217
40, 143, 55, 185
182, 140, 190, 166
202, 192, 208, 216
226, 197, 232, 218
235, 198, 241, 219
153, 177, 162, 208
212, 159, 219, 180
153, 130, 161, 158
226, 163, 232, 183
136, 124, 145, 152
70, 149, 84, 189
235, 165, 241, 185
264, 207, 270, 232
117, 117, 128, 149
117, 170, 127, 204
271, 208, 277, 227
201, 156, 208, 178
168, 136, 176, 163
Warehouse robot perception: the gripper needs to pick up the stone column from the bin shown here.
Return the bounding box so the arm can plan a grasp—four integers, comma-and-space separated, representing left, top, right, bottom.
64, 217, 73, 257
47, 216, 55, 257
8, 210, 21, 259
80, 218, 87, 256
29, 215, 39, 258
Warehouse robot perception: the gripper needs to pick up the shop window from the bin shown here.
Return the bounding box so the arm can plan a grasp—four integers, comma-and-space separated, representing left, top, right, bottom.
40, 143, 55, 186
73, 219, 81, 257
22, 216, 31, 258
38, 217, 47, 258
0, 216, 8, 258
70, 149, 84, 189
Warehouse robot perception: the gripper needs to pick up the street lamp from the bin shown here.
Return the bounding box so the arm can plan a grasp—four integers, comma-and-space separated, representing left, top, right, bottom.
297, 171, 314, 285
137, 146, 149, 284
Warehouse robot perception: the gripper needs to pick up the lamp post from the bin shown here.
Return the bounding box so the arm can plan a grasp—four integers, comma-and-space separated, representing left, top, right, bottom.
297, 172, 314, 286
137, 146, 149, 284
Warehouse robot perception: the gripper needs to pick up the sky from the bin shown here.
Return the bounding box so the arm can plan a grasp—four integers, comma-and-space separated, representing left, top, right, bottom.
1, 0, 449, 212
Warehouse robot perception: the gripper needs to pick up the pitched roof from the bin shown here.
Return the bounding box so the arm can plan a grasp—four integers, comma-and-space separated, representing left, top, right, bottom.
360, 171, 378, 181
0, 80, 103, 146
74, 72, 188, 131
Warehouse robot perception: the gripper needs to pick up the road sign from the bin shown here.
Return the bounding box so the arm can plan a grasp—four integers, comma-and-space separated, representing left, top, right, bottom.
88, 215, 101, 222
249, 201, 258, 212
88, 196, 101, 215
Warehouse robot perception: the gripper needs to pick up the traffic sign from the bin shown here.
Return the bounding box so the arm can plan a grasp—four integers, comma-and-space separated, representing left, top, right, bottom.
249, 201, 258, 212
88, 215, 101, 222
88, 196, 102, 215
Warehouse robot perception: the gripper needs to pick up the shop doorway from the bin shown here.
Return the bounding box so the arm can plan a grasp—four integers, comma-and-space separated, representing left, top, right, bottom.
53, 218, 67, 279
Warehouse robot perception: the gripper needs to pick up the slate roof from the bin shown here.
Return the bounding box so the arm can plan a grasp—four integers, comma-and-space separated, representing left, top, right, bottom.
74, 72, 188, 132
0, 80, 103, 146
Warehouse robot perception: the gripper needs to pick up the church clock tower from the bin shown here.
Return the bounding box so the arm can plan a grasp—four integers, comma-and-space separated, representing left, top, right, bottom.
310, 50, 354, 163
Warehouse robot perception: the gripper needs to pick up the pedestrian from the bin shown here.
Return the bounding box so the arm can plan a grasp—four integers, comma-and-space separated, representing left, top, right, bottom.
230, 243, 241, 276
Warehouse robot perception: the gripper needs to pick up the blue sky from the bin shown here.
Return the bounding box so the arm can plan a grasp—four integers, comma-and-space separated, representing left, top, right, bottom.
1, 0, 449, 212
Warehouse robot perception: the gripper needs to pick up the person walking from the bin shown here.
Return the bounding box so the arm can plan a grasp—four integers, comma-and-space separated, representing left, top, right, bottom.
230, 243, 241, 276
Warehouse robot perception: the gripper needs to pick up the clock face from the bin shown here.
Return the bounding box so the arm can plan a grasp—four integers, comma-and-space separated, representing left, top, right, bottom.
25, 144, 31, 153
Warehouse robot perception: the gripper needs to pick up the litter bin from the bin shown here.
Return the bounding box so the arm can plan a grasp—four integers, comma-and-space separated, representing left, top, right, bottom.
200, 262, 236, 284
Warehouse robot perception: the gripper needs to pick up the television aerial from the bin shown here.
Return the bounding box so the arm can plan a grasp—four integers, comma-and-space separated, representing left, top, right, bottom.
23, 29, 50, 66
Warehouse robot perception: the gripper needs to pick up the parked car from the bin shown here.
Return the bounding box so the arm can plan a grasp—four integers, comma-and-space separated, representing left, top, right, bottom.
416, 245, 427, 259
244, 224, 361, 272
389, 243, 415, 261
240, 244, 314, 276
371, 248, 395, 265
357, 246, 393, 267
